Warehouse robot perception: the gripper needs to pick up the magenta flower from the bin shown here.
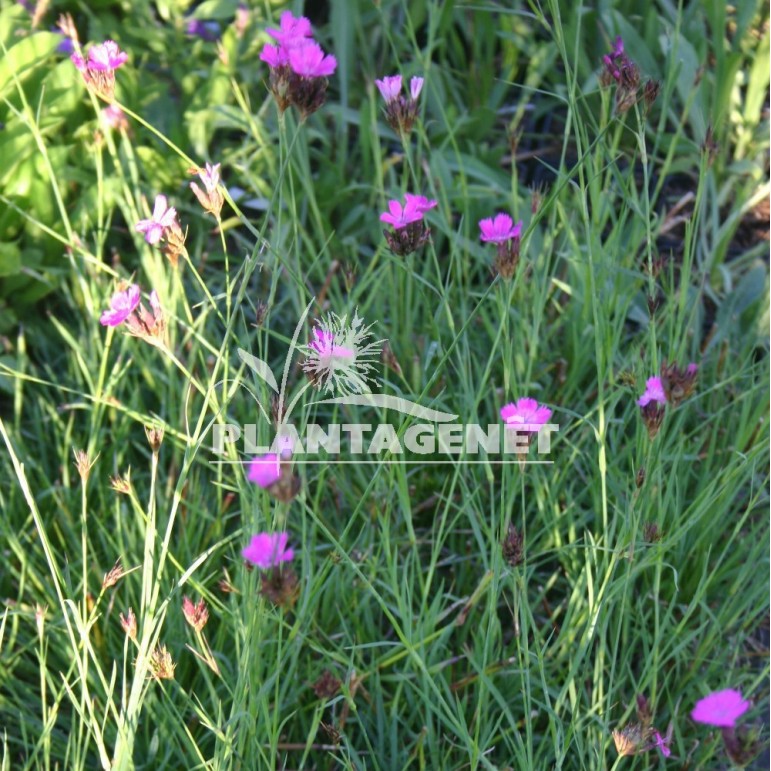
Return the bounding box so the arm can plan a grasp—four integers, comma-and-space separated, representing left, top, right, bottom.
242, 532, 294, 570
637, 376, 667, 407
247, 453, 282, 488
479, 213, 523, 243
500, 397, 553, 432
136, 195, 178, 245
260, 43, 289, 68
410, 76, 424, 100
83, 40, 128, 71
375, 75, 402, 102
101, 104, 127, 131
380, 194, 437, 229
266, 10, 313, 45
288, 40, 337, 78
691, 689, 750, 728
611, 36, 624, 57
100, 285, 141, 327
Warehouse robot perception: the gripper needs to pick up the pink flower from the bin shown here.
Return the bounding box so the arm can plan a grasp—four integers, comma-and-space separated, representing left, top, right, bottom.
637, 376, 666, 407
479, 213, 523, 243
242, 532, 294, 569
100, 285, 141, 327
247, 453, 282, 488
686, 362, 698, 376
266, 10, 313, 45
404, 193, 437, 214
410, 76, 424, 100
136, 195, 178, 245
500, 397, 553, 432
288, 40, 337, 78
380, 194, 437, 229
611, 36, 624, 57
691, 689, 750, 728
260, 43, 289, 68
101, 104, 127, 130
86, 40, 128, 71
375, 75, 402, 102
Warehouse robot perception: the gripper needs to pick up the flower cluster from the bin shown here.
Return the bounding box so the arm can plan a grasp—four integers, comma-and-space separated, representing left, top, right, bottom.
99, 284, 165, 344
260, 11, 337, 117
136, 194, 187, 265
71, 40, 128, 101
637, 361, 697, 439
601, 36, 660, 114
375, 74, 424, 135
479, 213, 524, 279
380, 193, 437, 256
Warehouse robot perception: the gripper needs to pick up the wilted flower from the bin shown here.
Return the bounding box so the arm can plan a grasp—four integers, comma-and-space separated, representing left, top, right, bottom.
136, 195, 178, 245
110, 470, 132, 494
190, 162, 224, 218
102, 559, 126, 589
612, 723, 645, 757
691, 689, 750, 728
479, 213, 524, 279
380, 194, 437, 256
71, 40, 128, 100
659, 361, 698, 407
148, 644, 176, 680
375, 73, 424, 134
600, 35, 642, 113
313, 669, 342, 699
259, 565, 300, 607
502, 523, 523, 567
182, 597, 209, 633
651, 729, 672, 758
242, 532, 295, 570
120, 607, 137, 640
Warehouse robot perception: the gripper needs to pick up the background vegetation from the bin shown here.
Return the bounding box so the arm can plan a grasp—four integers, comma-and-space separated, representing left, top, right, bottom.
0, 0, 768, 768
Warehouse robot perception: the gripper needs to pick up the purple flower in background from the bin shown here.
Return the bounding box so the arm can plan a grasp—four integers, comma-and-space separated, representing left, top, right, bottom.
136, 195, 178, 245
691, 689, 750, 728
479, 213, 523, 243
101, 104, 128, 131
651, 730, 672, 758
288, 40, 337, 78
637, 376, 666, 407
375, 75, 402, 103
242, 532, 294, 569
100, 285, 141, 327
186, 19, 222, 42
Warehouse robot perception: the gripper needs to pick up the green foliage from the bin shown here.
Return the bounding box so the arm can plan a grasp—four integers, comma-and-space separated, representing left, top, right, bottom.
0, 0, 768, 769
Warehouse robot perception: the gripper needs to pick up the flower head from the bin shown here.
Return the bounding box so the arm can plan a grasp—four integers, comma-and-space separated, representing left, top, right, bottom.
500, 397, 553, 432
691, 689, 750, 728
242, 532, 295, 570
190, 163, 224, 217
651, 730, 672, 758
288, 40, 337, 78
637, 376, 666, 407
247, 453, 282, 488
100, 285, 141, 327
266, 10, 313, 45
380, 194, 436, 229
85, 40, 128, 71
136, 195, 178, 245
375, 74, 402, 102
101, 104, 128, 131
410, 76, 424, 100
479, 213, 523, 243
182, 596, 209, 633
